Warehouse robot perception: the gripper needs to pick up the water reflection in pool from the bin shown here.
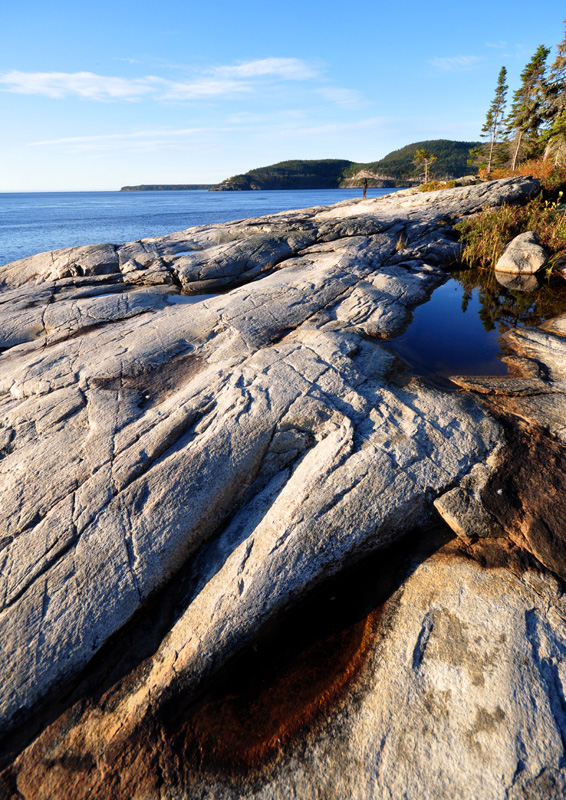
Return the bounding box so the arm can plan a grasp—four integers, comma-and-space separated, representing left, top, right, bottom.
388, 267, 566, 388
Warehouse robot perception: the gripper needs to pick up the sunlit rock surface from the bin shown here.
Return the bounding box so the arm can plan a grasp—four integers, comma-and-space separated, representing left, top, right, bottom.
2, 177, 566, 799
495, 230, 549, 275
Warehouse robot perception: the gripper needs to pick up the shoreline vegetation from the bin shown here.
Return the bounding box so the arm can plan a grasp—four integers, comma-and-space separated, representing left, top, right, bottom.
456, 18, 566, 275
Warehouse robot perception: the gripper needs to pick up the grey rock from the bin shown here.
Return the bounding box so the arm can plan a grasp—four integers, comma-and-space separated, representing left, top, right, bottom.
495, 231, 548, 274
455, 174, 479, 186
434, 461, 507, 541
2, 176, 566, 800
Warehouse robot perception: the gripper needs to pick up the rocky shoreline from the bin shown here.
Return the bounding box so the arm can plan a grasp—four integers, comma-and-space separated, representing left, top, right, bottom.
1, 177, 566, 799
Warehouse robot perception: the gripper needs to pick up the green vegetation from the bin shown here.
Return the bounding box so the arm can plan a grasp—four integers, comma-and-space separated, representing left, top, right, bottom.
418, 180, 457, 192
340, 140, 479, 184
345, 140, 480, 181
456, 19, 566, 275
472, 20, 566, 174
455, 191, 566, 271
507, 45, 551, 170
214, 160, 354, 191
214, 141, 480, 190
413, 148, 437, 183
470, 67, 508, 173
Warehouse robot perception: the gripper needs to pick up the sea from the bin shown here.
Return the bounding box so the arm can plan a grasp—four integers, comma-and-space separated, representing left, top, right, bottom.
0, 188, 397, 267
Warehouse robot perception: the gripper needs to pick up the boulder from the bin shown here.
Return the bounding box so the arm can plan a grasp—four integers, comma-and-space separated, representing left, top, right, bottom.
495, 231, 548, 274
454, 175, 479, 186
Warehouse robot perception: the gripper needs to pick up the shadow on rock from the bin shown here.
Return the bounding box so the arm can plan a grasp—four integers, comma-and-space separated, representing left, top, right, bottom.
0, 525, 455, 799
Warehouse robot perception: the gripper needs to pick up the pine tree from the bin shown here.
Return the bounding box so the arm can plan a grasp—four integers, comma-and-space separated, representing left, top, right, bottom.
545, 20, 566, 121
541, 21, 566, 162
543, 108, 566, 165
480, 67, 508, 173
505, 45, 551, 169
413, 148, 437, 183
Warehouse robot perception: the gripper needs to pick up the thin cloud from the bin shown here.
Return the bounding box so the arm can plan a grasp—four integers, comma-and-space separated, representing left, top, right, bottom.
318, 87, 365, 108
227, 109, 305, 124
486, 41, 507, 49
0, 70, 161, 99
430, 56, 484, 71
226, 111, 267, 124
280, 117, 392, 137
0, 70, 247, 101
28, 127, 223, 152
213, 57, 319, 80
163, 78, 251, 99
30, 128, 206, 146
0, 58, 322, 102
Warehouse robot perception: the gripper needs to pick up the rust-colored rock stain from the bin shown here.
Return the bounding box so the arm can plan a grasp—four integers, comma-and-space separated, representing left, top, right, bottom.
168, 588, 384, 774
0, 529, 443, 800
2, 465, 563, 800
479, 411, 566, 581
186, 615, 377, 766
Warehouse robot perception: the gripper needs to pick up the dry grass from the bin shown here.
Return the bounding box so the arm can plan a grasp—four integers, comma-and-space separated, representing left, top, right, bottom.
455, 192, 566, 270
417, 179, 457, 193
482, 159, 566, 194
395, 232, 409, 251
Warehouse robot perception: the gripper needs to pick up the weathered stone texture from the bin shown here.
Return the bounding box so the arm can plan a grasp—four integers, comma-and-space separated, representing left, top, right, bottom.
1, 177, 566, 799
495, 230, 548, 274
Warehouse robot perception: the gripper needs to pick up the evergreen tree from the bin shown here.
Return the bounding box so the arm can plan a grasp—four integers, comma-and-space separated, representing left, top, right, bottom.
541, 21, 566, 162
481, 67, 508, 173
543, 108, 566, 165
505, 45, 550, 169
413, 148, 437, 182
545, 20, 566, 121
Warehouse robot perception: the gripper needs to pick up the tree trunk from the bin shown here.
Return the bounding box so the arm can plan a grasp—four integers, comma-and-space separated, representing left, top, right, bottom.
511, 132, 523, 171
488, 134, 495, 173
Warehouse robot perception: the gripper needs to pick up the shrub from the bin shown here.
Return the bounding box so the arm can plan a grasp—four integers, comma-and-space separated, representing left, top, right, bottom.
484, 159, 566, 196
455, 192, 566, 269
417, 179, 457, 192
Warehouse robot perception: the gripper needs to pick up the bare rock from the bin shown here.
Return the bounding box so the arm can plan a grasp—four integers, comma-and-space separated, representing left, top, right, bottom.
434, 461, 507, 541
552, 254, 566, 281
455, 174, 479, 186
1, 177, 566, 800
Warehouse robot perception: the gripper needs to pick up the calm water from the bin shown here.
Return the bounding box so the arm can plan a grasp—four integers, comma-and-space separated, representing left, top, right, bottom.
389, 268, 566, 386
0, 188, 395, 266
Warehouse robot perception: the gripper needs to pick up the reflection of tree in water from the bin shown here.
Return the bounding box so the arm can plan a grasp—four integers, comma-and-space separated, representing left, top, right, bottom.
461, 290, 472, 314
452, 267, 566, 334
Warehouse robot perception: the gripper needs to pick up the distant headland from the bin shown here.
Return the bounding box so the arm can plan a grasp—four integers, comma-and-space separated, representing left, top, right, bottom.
120, 184, 215, 191
119, 140, 479, 192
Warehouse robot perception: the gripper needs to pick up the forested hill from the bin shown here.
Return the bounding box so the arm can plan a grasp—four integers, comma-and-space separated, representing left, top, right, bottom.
213, 140, 480, 190
211, 160, 355, 191
350, 140, 481, 181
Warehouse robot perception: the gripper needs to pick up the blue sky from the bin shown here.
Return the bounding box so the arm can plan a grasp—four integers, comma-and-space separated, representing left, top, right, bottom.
1, 0, 565, 190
